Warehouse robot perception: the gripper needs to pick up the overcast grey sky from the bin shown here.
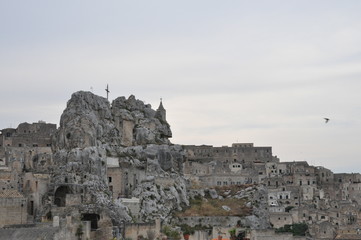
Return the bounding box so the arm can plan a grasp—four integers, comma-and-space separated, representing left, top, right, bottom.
1, 1, 361, 173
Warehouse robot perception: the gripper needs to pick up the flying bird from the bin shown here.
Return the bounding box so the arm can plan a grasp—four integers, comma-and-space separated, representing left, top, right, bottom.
324, 118, 330, 123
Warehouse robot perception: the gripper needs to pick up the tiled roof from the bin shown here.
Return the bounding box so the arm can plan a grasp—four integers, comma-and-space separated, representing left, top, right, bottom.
0, 189, 24, 198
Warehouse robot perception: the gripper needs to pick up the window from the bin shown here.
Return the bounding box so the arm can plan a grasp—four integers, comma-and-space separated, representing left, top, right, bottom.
108, 177, 112, 183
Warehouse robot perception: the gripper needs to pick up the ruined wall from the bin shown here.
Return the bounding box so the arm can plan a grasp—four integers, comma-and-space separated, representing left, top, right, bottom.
250, 229, 306, 240
177, 216, 241, 227
124, 220, 160, 240
0, 191, 27, 227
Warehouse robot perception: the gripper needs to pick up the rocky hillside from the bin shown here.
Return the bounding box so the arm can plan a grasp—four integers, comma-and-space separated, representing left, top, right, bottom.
48, 91, 187, 224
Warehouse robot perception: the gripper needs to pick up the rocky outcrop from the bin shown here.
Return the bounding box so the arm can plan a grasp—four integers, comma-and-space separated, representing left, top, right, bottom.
53, 91, 172, 151
244, 185, 270, 229
48, 91, 183, 226
133, 174, 188, 222
53, 92, 117, 150
111, 95, 172, 147
109, 143, 188, 221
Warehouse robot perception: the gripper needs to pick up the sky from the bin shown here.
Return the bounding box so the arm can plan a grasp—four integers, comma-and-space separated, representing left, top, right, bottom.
1, 0, 361, 173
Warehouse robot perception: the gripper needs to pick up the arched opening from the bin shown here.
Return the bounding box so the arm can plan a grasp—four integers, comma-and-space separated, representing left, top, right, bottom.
82, 213, 100, 231
54, 186, 71, 207
45, 211, 52, 221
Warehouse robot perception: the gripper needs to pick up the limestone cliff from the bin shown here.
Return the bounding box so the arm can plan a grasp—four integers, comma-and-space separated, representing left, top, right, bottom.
53, 91, 171, 151
49, 91, 185, 226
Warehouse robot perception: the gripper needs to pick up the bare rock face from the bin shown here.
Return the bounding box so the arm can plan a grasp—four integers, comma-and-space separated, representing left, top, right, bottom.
48, 91, 183, 226
111, 95, 172, 146
111, 144, 188, 222
53, 91, 172, 150
50, 146, 131, 224
53, 91, 118, 150
133, 174, 188, 222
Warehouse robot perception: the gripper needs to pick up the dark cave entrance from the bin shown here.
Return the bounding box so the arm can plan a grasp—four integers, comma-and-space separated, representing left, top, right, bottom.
54, 186, 71, 207
81, 213, 100, 231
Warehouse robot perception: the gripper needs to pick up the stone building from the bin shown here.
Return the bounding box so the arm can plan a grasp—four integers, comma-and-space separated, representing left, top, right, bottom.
184, 143, 278, 188
184, 143, 275, 169
0, 189, 28, 227
0, 121, 56, 148
269, 212, 293, 228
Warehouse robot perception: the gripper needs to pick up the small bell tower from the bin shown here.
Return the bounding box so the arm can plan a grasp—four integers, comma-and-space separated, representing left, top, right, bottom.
155, 98, 166, 122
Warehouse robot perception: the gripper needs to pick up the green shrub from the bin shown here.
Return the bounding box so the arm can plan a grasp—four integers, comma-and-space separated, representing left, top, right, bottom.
275, 223, 308, 236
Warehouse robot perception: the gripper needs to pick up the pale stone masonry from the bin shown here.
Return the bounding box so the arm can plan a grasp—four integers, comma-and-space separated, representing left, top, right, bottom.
0, 189, 27, 227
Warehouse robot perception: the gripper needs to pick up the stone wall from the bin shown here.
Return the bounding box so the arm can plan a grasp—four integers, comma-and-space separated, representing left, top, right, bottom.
199, 174, 248, 187
269, 212, 293, 228
250, 229, 306, 240
189, 230, 210, 240
124, 219, 160, 240
0, 195, 28, 227
65, 194, 82, 206
108, 167, 124, 199
119, 198, 141, 221
0, 122, 56, 148
177, 216, 241, 228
